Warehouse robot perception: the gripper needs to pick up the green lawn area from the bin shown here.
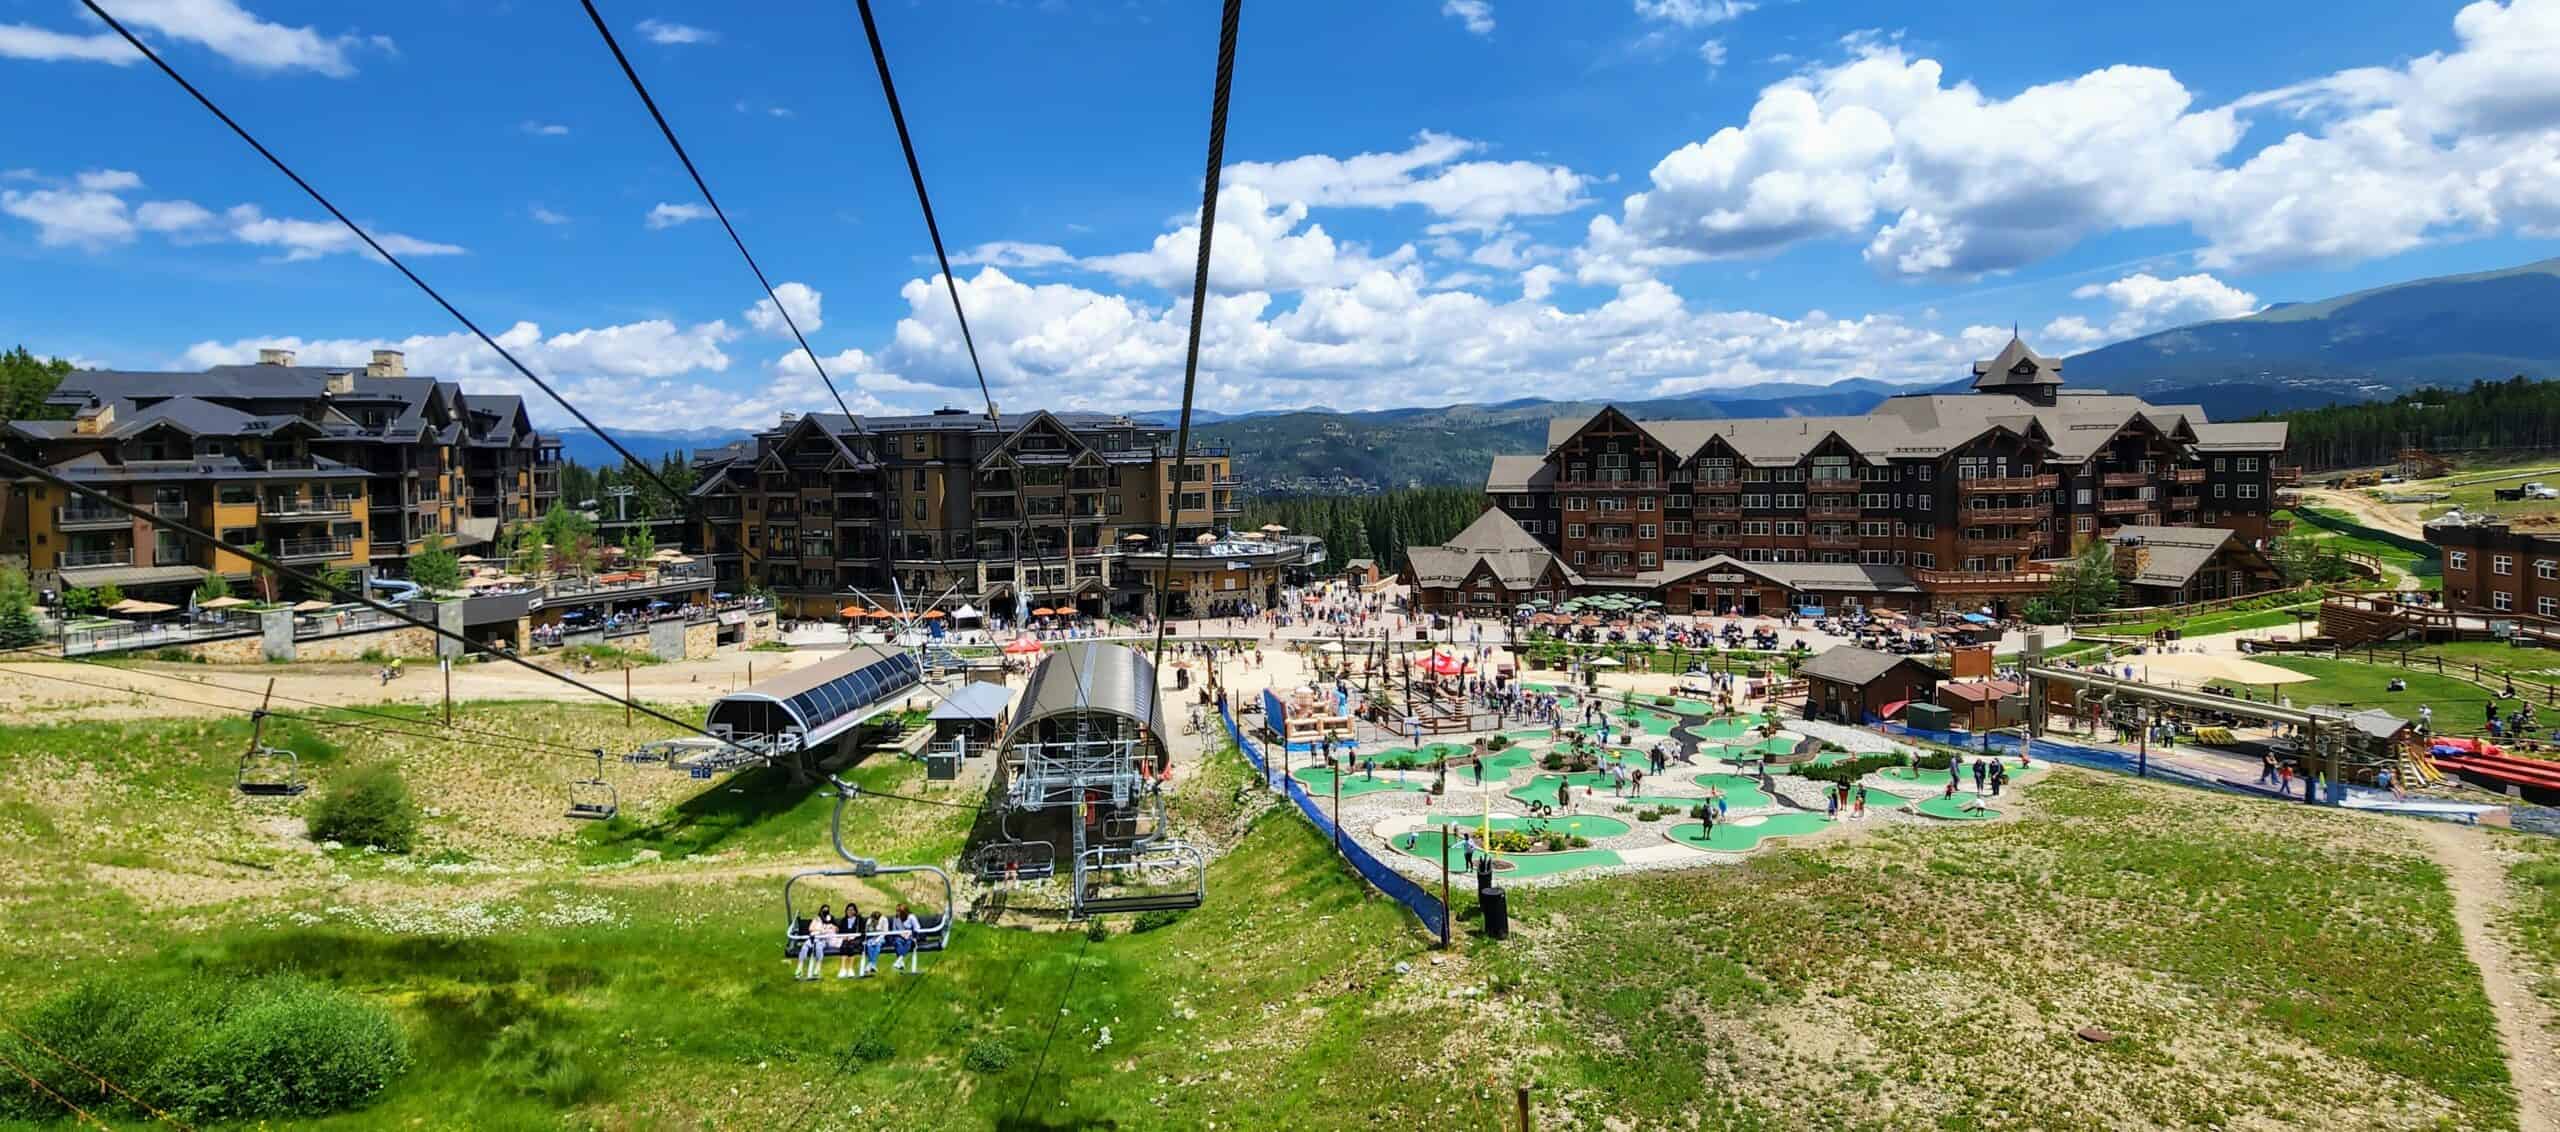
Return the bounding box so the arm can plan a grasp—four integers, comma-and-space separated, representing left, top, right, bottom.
2411, 458, 2560, 523
2344, 640, 2560, 686
2285, 506, 2442, 586
2502, 832, 2560, 1021
2252, 655, 2524, 728
0, 699, 2531, 1129
2091, 599, 2322, 640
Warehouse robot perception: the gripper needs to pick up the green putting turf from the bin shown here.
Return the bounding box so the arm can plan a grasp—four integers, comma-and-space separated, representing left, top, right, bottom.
1387, 830, 1624, 877
1368, 742, 1475, 768
1666, 812, 1832, 851
1913, 792, 2002, 821
1507, 773, 1706, 812
1426, 812, 1633, 839
1290, 766, 1431, 798
1445, 748, 1542, 784
1685, 773, 1773, 809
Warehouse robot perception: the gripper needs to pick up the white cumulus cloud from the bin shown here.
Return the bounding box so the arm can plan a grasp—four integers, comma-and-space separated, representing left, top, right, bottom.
646, 202, 712, 229
0, 0, 387, 76
1443, 1, 1495, 36
637, 18, 716, 46
1225, 131, 1590, 233
746, 282, 825, 337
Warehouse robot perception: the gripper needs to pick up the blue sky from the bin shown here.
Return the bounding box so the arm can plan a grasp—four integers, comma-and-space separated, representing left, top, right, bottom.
3, 0, 2556, 429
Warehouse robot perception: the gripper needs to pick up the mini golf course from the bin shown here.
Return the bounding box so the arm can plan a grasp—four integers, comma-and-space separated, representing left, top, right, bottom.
1505, 774, 1703, 812
1291, 766, 1430, 798
1912, 791, 2002, 821
1426, 812, 1633, 839
1685, 773, 1774, 809
1667, 811, 1833, 851
1386, 829, 1623, 877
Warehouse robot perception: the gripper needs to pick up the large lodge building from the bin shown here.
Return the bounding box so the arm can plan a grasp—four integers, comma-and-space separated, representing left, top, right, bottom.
2, 349, 559, 600
1407, 336, 2299, 617
689, 407, 1323, 620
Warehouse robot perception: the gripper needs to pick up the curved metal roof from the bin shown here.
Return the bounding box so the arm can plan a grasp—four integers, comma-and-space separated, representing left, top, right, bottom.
998, 642, 1164, 752
705, 644, 921, 746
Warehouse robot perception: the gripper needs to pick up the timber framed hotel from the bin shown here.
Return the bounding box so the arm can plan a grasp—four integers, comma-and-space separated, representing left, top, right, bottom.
690, 407, 1323, 620
1407, 336, 2299, 617
2, 349, 559, 599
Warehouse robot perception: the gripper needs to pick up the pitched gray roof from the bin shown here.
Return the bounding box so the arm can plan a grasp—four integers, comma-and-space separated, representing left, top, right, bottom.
1971, 335, 2063, 388
1485, 454, 1554, 493
1405, 508, 1568, 588
2191, 421, 2290, 450
2103, 525, 2235, 587
1799, 645, 1937, 686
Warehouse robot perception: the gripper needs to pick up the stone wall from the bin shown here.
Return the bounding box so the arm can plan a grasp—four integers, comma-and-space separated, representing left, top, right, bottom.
742, 611, 778, 646
158, 632, 268, 664
294, 624, 440, 661
684, 619, 716, 660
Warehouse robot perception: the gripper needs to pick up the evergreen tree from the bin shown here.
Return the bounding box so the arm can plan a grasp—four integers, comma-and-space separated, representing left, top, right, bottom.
0, 564, 41, 648
0, 345, 74, 422
408, 532, 462, 593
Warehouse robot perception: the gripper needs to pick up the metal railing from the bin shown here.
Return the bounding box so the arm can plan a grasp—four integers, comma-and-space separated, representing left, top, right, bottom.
275, 535, 355, 560
260, 496, 355, 519
58, 548, 131, 568
63, 615, 257, 657
54, 505, 130, 530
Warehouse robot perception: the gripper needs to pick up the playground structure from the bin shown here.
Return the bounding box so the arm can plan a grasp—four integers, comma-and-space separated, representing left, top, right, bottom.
973, 642, 1206, 917
2021, 649, 2419, 798
1266, 686, 1357, 753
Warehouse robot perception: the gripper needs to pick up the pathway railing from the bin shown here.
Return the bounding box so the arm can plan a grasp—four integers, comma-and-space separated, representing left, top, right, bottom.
1221, 699, 1447, 939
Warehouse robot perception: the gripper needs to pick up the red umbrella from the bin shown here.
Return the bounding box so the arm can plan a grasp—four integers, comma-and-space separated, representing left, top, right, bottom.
1410, 648, 1469, 676
1003, 635, 1045, 655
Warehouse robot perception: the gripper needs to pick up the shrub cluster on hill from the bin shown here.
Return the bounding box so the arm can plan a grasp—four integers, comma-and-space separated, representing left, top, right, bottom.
0, 972, 409, 1122
308, 763, 419, 852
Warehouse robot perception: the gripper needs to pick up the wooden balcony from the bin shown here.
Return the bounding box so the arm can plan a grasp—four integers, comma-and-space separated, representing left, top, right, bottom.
1914, 567, 2055, 590
1805, 504, 1862, 521
2098, 498, 2153, 515
1807, 532, 1861, 550
2171, 468, 2206, 484
1556, 478, 1666, 493
2273, 466, 2303, 486
1962, 505, 2044, 523
1959, 538, 2041, 559
1806, 479, 1859, 494
54, 505, 131, 531
1693, 506, 1742, 522
1957, 474, 2058, 493
1578, 561, 1640, 578
2100, 471, 2149, 489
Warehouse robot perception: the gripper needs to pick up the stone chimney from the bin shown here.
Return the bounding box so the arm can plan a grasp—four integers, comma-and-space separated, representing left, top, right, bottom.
325, 370, 355, 395
367, 349, 406, 378
71, 400, 114, 435
779, 410, 799, 426
257, 347, 295, 367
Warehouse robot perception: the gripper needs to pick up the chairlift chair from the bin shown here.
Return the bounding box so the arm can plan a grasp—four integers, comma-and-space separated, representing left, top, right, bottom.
775, 778, 955, 957
565, 749, 619, 821
236, 745, 307, 797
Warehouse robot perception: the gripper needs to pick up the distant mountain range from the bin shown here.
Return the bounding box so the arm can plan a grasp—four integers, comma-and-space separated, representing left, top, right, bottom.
551, 426, 750, 468
553, 257, 2560, 491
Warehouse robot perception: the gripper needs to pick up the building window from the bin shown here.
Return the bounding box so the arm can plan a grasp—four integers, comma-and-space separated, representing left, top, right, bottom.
2539, 559, 2557, 580
2238, 484, 2259, 500
2493, 590, 2514, 611
1668, 494, 1690, 509
1638, 523, 1658, 538
911, 435, 927, 453
1638, 552, 1657, 566
2214, 483, 2227, 498
1512, 494, 1531, 508
1742, 521, 1770, 535
2494, 554, 2513, 576
1567, 523, 1586, 539
1565, 496, 1587, 511
2238, 457, 2260, 472
1571, 550, 1587, 565
2211, 458, 2226, 472
1638, 496, 1656, 512
2541, 596, 2557, 618
2449, 550, 2467, 571
1913, 552, 1936, 569
1666, 520, 1690, 534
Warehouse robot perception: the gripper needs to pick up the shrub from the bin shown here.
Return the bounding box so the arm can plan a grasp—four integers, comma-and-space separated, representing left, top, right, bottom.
1635, 807, 1664, 823
481, 1022, 601, 1106
1689, 803, 1712, 820
152, 647, 205, 664
0, 973, 407, 1123
1132, 908, 1187, 934
1567, 834, 1591, 848
964, 1038, 1018, 1074
1540, 752, 1567, 771
308, 763, 419, 852
358, 647, 390, 664
1486, 734, 1510, 751
1083, 920, 1110, 942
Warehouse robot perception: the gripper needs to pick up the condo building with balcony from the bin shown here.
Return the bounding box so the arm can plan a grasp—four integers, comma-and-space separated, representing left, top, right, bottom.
1, 348, 559, 598
689, 407, 1313, 619
1406, 336, 2296, 616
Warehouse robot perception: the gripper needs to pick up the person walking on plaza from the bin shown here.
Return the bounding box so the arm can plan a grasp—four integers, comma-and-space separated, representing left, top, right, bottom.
2259, 751, 2280, 787
1852, 784, 1867, 819
2277, 760, 2295, 798
1826, 786, 1840, 820
1972, 757, 1988, 794
1990, 762, 2007, 797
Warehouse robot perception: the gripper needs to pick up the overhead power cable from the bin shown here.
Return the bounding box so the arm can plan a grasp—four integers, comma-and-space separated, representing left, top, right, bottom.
1148, 0, 1245, 679
2, 644, 609, 755
575, 0, 862, 427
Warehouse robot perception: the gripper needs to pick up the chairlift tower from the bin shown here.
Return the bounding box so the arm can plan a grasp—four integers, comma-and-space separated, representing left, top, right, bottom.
976, 641, 1205, 916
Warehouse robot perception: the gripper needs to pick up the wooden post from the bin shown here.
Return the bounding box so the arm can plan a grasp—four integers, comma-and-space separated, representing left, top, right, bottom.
624, 665, 632, 726
1331, 762, 1343, 853
1439, 834, 1452, 949
1516, 1085, 1532, 1132
443, 659, 452, 728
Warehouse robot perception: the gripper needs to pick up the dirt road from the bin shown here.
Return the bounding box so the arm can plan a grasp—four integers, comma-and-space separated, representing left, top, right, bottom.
2299, 486, 2427, 541
0, 647, 830, 724
2417, 820, 2560, 1132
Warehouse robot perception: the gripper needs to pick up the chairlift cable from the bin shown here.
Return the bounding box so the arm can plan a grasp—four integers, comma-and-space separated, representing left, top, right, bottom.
574, 0, 862, 427
0, 1013, 199, 1131
0, 645, 602, 755
1008, 927, 1096, 1123
75, 0, 778, 675
1147, 0, 1244, 681
0, 1042, 113, 1130
853, 0, 1000, 428
0, 451, 770, 766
